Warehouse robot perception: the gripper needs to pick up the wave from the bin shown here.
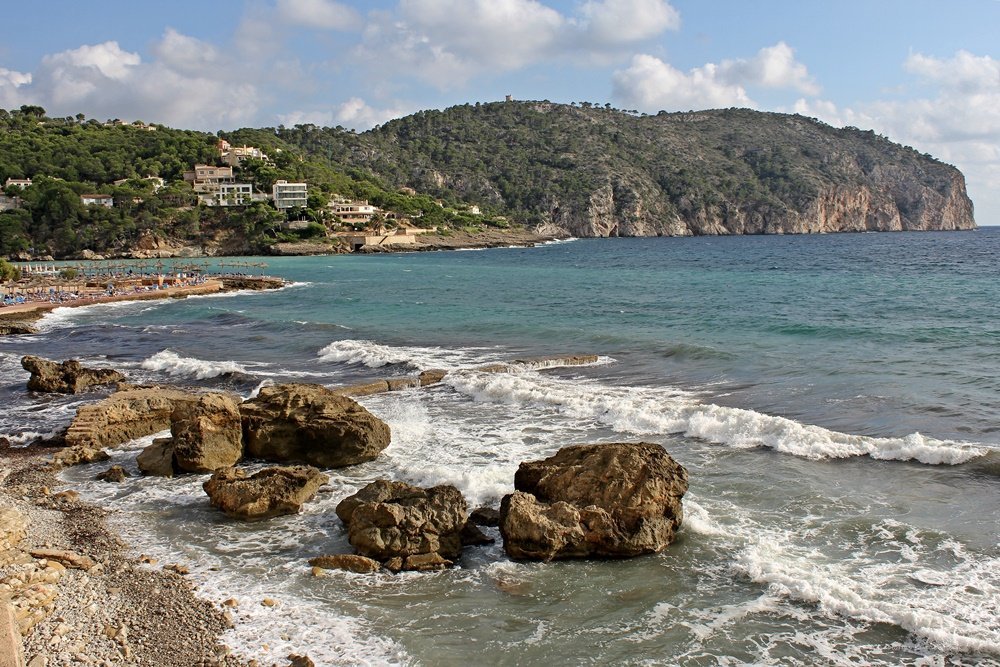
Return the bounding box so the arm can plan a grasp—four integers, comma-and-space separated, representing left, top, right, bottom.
317, 339, 504, 370
734, 526, 1000, 656
443, 369, 987, 465
140, 350, 249, 380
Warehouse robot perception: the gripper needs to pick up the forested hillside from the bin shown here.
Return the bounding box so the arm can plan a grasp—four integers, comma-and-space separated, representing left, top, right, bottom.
271, 101, 975, 236
0, 101, 976, 259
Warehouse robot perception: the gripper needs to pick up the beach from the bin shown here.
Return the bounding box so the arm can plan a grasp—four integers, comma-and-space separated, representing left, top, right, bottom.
1, 447, 247, 667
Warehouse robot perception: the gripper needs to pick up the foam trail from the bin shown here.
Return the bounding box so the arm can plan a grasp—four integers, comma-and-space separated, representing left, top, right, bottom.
140, 349, 248, 380
444, 369, 987, 465
734, 538, 1000, 655
317, 339, 503, 370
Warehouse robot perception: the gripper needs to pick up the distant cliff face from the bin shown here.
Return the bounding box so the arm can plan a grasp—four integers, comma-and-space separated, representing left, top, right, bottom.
348, 103, 976, 236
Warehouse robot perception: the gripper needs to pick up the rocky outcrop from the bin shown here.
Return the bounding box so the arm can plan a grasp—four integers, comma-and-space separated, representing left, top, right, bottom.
241, 384, 391, 468
136, 438, 177, 477
64, 387, 206, 451
500, 443, 688, 561
170, 393, 243, 473
21, 356, 124, 394
203, 466, 329, 520
335, 480, 468, 571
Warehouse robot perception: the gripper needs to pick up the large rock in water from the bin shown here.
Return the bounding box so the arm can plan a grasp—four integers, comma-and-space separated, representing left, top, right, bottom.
241, 384, 391, 467
21, 355, 124, 394
203, 466, 329, 520
64, 387, 206, 450
499, 443, 688, 560
336, 480, 468, 570
170, 393, 243, 472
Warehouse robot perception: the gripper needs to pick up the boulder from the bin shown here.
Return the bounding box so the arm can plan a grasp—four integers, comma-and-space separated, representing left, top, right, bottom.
21, 355, 124, 394
241, 384, 391, 468
499, 442, 688, 560
336, 480, 468, 568
96, 465, 130, 482
171, 393, 243, 472
308, 554, 381, 574
65, 387, 208, 451
136, 438, 177, 477
203, 466, 329, 520
52, 445, 110, 469
469, 506, 501, 527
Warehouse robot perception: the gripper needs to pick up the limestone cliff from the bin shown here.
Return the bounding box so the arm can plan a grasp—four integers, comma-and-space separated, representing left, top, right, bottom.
349, 103, 976, 236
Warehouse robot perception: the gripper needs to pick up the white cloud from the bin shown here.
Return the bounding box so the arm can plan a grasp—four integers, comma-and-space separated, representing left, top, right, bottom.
612, 42, 818, 112
358, 0, 680, 88
904, 49, 1000, 94
151, 28, 222, 76
717, 42, 818, 95
2, 36, 261, 129
612, 54, 754, 111
578, 0, 680, 45
279, 98, 408, 131
0, 67, 31, 108
275, 0, 361, 30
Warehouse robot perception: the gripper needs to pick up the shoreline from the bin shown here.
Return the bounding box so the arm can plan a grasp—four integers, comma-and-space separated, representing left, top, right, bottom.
0, 277, 286, 335
0, 447, 249, 666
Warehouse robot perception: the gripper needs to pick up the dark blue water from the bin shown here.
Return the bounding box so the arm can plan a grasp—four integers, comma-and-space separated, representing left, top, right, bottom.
2, 230, 998, 666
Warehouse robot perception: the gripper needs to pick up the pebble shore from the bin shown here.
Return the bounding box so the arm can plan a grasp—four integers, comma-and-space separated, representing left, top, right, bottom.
0, 446, 250, 667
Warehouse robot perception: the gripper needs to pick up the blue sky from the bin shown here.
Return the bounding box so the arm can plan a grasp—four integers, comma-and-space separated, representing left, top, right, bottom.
2, 0, 999, 223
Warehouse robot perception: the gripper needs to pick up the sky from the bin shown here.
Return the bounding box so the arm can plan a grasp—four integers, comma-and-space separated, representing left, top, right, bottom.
1, 0, 999, 223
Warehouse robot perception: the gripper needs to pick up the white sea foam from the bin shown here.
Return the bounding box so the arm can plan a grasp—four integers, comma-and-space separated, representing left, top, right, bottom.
734, 531, 1000, 655
443, 368, 987, 465
34, 300, 165, 331
317, 339, 504, 370
140, 349, 248, 380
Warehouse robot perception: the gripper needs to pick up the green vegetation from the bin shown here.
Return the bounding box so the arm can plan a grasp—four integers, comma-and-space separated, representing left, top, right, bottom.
0, 106, 510, 258
0, 101, 968, 257
0, 257, 18, 282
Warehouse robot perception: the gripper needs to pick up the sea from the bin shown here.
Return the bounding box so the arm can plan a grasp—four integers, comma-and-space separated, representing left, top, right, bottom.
1, 229, 998, 666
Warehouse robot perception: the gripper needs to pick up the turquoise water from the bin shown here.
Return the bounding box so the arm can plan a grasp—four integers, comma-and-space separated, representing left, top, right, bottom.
1, 230, 998, 665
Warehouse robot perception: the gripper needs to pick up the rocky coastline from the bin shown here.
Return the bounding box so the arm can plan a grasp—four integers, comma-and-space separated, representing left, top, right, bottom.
1, 353, 688, 665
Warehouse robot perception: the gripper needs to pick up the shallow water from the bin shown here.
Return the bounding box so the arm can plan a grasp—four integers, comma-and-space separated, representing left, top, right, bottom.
2, 230, 999, 665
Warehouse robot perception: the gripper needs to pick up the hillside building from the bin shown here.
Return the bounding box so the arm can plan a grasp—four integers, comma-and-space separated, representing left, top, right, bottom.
272, 180, 308, 209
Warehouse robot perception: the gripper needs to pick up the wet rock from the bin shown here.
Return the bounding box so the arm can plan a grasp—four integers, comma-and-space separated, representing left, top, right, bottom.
136, 438, 177, 478
307, 554, 381, 574
499, 442, 688, 560
418, 369, 448, 386
287, 654, 315, 667
336, 480, 467, 569
241, 383, 391, 468
469, 506, 501, 527
203, 466, 329, 520
21, 356, 125, 394
170, 393, 243, 473
460, 522, 494, 547
96, 465, 130, 483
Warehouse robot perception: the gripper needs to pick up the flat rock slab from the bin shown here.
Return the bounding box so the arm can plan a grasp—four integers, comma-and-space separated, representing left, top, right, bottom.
308, 554, 381, 574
